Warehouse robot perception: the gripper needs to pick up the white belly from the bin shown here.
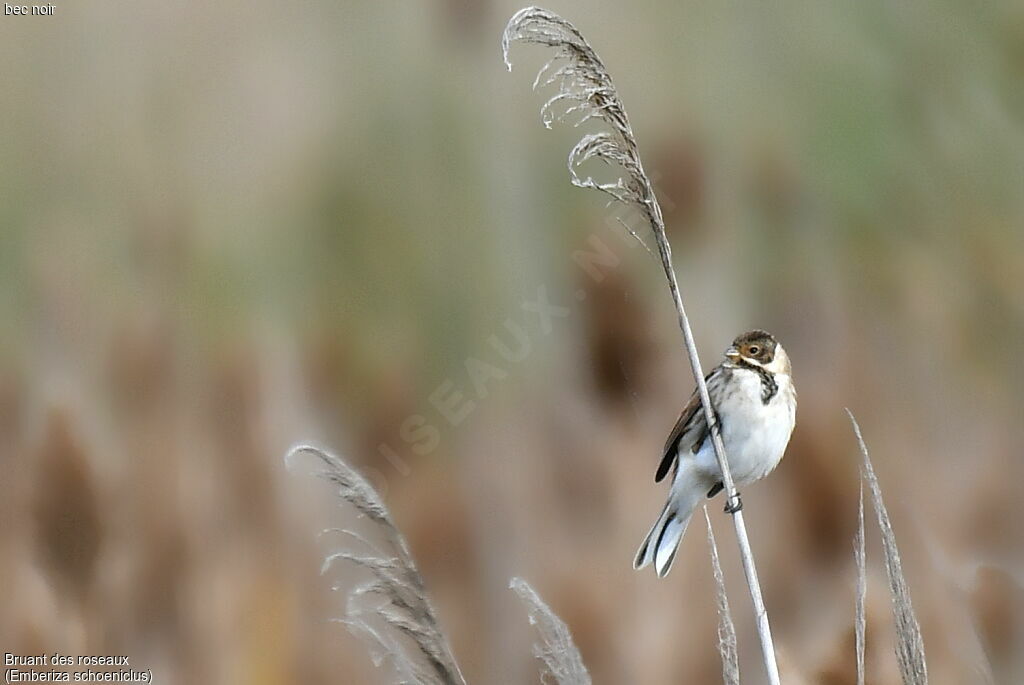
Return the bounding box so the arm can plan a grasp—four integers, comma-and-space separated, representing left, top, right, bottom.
690, 369, 795, 486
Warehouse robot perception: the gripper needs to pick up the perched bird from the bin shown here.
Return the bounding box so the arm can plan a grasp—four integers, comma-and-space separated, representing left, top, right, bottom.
634, 330, 797, 577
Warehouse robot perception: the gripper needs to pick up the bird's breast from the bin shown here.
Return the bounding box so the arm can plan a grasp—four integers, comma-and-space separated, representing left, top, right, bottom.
697, 369, 796, 485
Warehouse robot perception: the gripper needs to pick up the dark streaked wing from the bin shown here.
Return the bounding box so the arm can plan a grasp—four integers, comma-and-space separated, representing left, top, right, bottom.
654, 367, 721, 483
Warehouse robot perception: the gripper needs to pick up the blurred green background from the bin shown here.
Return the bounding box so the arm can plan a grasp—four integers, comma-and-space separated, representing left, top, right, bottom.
1, 1, 1022, 683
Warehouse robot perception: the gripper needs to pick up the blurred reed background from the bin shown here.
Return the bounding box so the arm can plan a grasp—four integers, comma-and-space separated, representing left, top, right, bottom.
1, 0, 1022, 683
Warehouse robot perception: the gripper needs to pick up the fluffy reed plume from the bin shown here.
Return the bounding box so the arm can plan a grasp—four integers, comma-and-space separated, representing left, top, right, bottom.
504, 8, 781, 683
847, 412, 928, 684
854, 482, 866, 685
509, 577, 591, 685
703, 508, 739, 685
501, 7, 657, 245
286, 445, 466, 685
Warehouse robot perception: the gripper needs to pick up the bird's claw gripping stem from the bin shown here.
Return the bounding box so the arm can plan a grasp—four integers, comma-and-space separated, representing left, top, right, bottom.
724, 492, 743, 514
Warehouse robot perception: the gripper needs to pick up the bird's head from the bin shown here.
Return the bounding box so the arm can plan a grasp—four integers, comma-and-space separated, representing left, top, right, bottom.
725, 330, 791, 374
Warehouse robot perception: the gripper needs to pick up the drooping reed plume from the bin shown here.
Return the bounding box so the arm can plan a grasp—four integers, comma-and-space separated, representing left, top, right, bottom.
509, 577, 591, 685
288, 445, 591, 685
287, 444, 466, 685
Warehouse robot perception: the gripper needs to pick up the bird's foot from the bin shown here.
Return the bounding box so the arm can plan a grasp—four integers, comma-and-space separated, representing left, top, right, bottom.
707, 482, 724, 498
724, 492, 743, 514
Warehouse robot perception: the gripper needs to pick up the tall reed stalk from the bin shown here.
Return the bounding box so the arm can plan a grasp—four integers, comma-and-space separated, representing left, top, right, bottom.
848, 412, 928, 684
502, 7, 781, 682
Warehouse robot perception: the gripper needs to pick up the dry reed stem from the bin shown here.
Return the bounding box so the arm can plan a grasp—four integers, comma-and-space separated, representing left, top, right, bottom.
855, 481, 866, 685
847, 412, 928, 684
503, 8, 781, 682
704, 508, 740, 685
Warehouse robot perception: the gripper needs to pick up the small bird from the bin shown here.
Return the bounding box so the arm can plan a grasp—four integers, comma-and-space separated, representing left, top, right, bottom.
634, 330, 797, 577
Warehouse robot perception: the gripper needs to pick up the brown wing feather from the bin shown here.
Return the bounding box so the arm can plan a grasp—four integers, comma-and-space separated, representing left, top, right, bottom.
659, 393, 708, 483
655, 388, 708, 483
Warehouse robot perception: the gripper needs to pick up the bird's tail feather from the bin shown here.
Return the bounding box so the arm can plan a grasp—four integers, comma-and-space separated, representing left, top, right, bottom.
634, 485, 700, 577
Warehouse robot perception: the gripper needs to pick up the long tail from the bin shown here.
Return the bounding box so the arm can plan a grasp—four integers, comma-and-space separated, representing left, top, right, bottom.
634, 480, 702, 577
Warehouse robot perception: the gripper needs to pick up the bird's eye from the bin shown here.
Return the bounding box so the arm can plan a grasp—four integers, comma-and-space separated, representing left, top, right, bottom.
748, 346, 760, 355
